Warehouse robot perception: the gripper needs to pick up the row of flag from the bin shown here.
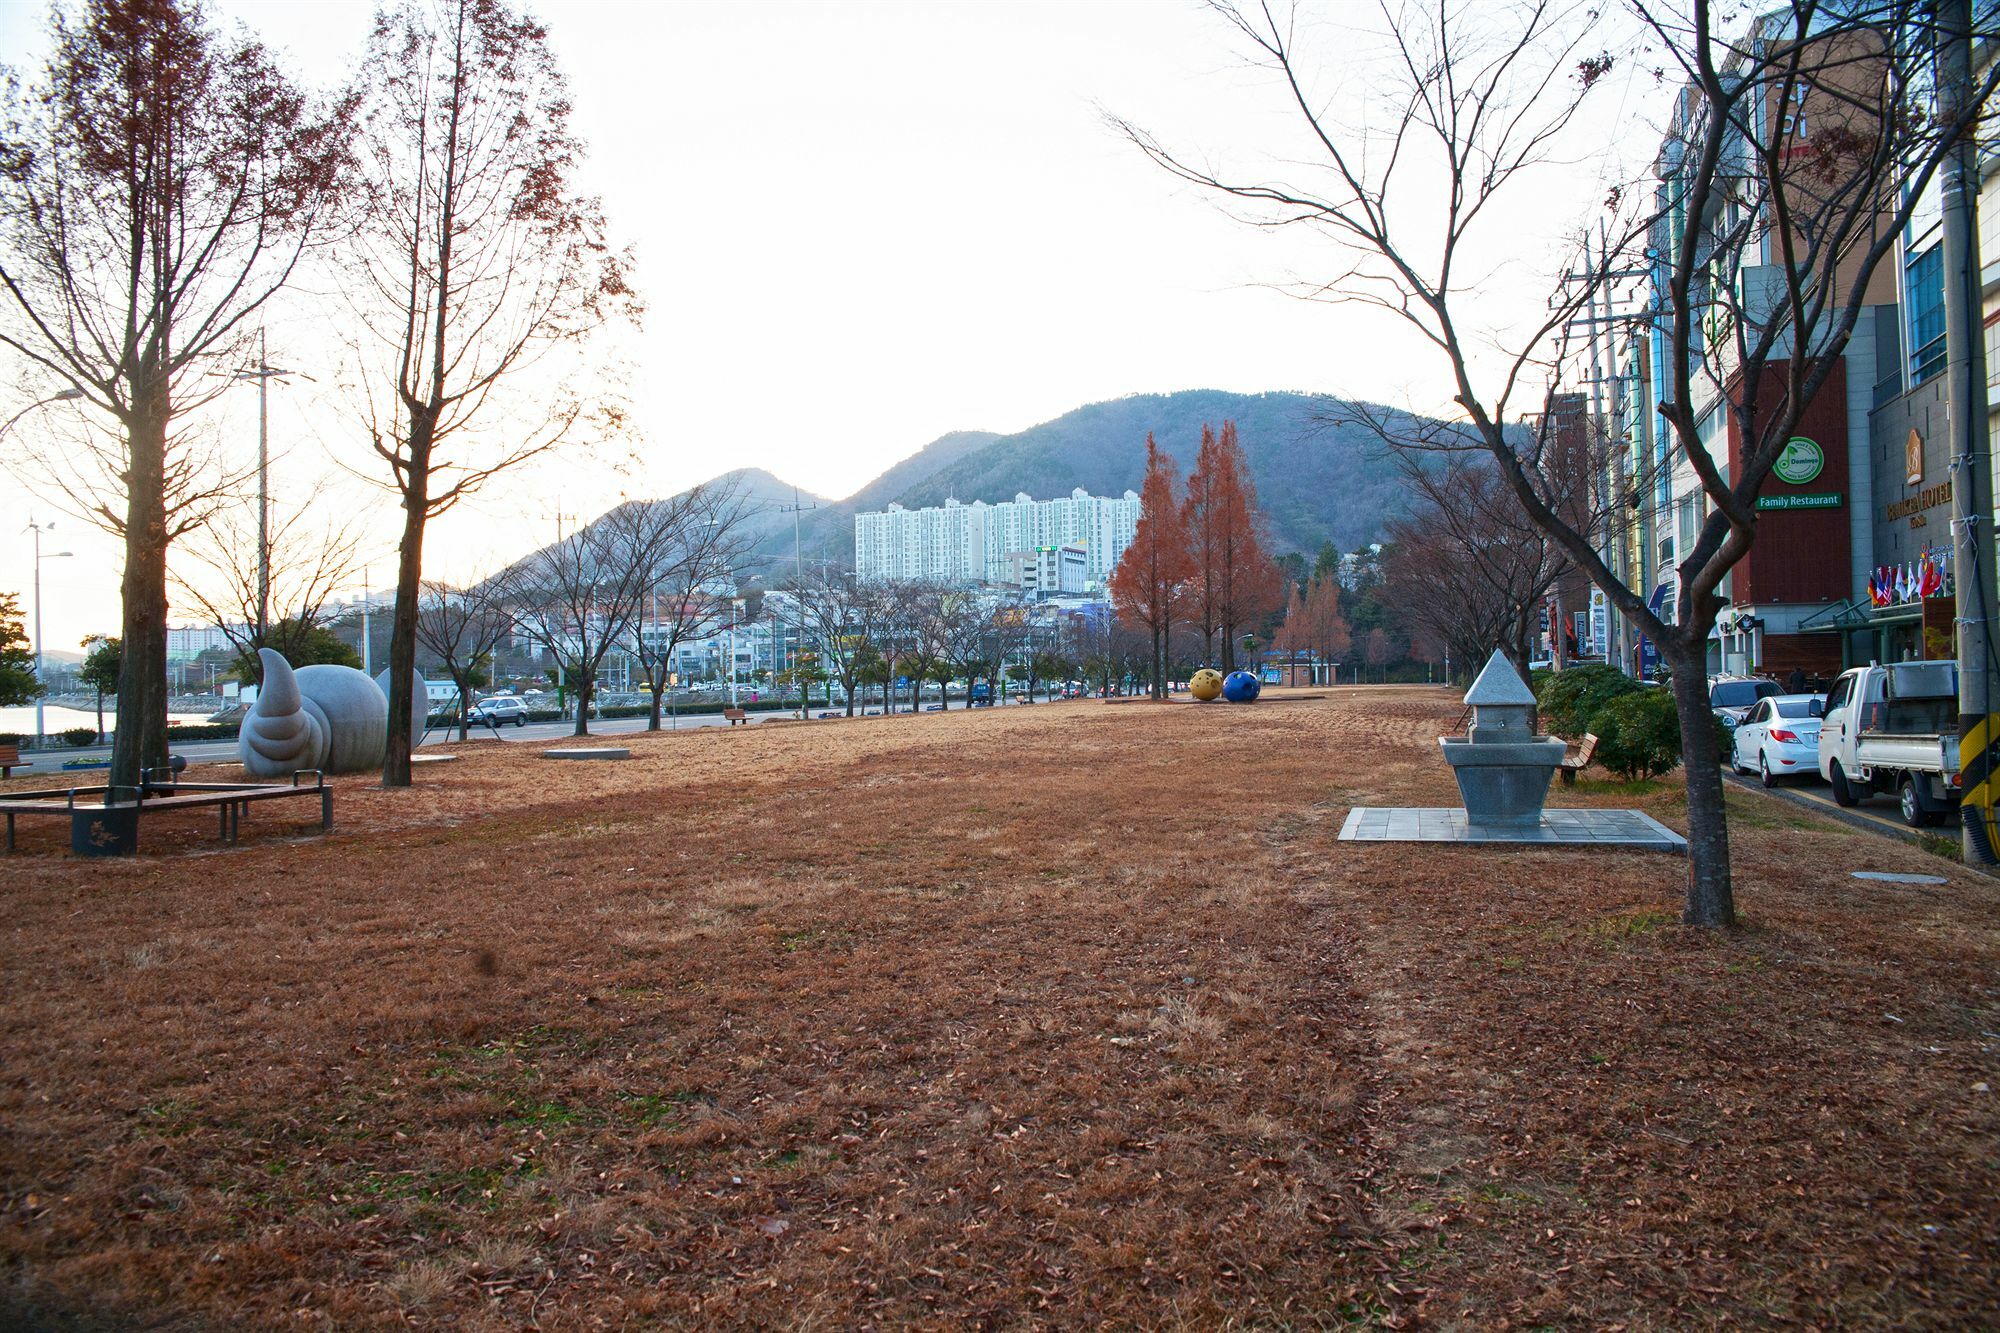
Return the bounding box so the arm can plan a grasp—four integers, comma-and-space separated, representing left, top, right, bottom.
1868, 547, 1951, 607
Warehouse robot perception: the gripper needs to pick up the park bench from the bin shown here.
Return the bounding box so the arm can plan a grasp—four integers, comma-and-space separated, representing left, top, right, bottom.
1, 769, 332, 854
1558, 733, 1599, 786
0, 742, 18, 778
723, 708, 747, 726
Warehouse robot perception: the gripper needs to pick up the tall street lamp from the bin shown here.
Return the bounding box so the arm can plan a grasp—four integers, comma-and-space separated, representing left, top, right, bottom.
26, 519, 74, 744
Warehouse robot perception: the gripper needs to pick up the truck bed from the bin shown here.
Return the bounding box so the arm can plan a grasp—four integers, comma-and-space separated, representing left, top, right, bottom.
1855, 731, 1960, 774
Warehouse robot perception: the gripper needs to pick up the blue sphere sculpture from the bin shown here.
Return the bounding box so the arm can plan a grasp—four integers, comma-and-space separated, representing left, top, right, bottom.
1222, 670, 1262, 703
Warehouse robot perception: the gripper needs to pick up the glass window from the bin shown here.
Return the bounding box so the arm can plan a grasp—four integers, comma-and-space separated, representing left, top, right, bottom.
1907, 243, 1946, 384
1710, 680, 1781, 708
1774, 698, 1821, 718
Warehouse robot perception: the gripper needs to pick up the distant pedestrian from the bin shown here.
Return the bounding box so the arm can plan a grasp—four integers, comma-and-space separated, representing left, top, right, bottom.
1785, 667, 1806, 694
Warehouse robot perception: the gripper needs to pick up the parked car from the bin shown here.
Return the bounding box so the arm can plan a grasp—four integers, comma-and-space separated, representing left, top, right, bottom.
1818, 660, 1963, 826
469, 695, 531, 727
1729, 693, 1825, 787
1709, 676, 1783, 731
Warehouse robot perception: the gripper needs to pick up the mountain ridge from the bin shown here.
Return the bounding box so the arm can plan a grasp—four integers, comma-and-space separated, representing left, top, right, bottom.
554, 389, 1438, 576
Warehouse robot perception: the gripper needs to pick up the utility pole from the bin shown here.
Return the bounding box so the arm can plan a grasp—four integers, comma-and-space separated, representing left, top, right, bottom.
1939, 0, 2000, 864
234, 331, 303, 644
361, 567, 372, 676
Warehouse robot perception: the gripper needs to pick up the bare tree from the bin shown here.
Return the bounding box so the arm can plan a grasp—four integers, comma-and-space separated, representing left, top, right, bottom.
498, 502, 670, 738
1380, 449, 1579, 680
626, 483, 751, 730
1273, 572, 1352, 684
1119, 0, 1997, 925
349, 0, 637, 785
172, 495, 364, 672
0, 0, 350, 787
414, 577, 510, 740
792, 566, 887, 718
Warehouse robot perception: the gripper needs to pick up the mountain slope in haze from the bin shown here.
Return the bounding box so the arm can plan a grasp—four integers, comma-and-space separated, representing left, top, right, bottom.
844, 430, 1002, 513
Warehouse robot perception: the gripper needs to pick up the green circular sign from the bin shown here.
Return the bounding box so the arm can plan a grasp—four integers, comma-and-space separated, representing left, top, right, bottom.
1774, 436, 1825, 486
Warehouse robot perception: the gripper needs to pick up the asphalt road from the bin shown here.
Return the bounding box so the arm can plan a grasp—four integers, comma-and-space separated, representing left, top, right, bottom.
1720, 762, 1925, 838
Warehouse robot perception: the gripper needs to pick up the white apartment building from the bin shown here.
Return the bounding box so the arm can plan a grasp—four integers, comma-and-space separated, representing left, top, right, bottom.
166, 625, 239, 663
855, 488, 1141, 586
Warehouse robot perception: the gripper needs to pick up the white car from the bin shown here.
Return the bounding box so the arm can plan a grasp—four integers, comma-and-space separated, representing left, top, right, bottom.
1730, 693, 1825, 787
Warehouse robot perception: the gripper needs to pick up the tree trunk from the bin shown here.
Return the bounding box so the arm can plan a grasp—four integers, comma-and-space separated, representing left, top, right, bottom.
648, 683, 664, 731
1668, 646, 1735, 927
573, 672, 593, 737
111, 406, 171, 790
382, 497, 427, 787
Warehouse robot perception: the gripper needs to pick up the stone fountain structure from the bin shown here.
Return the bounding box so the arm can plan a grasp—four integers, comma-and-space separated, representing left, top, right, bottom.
1439, 650, 1567, 827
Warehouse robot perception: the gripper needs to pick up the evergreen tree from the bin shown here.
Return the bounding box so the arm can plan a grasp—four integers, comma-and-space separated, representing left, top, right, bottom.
79, 636, 122, 738
0, 593, 43, 707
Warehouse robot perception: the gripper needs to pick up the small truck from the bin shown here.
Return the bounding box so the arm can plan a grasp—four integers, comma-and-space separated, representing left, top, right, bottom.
1817, 660, 1963, 827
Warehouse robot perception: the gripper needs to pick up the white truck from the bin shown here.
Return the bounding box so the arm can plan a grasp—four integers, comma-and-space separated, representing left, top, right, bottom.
1817, 660, 1963, 827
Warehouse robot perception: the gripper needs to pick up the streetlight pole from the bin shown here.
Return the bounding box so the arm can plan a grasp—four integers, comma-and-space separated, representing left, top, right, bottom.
26, 519, 74, 745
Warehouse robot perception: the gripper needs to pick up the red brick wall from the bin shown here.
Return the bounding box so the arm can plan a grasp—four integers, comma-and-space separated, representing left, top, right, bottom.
1728, 359, 1852, 604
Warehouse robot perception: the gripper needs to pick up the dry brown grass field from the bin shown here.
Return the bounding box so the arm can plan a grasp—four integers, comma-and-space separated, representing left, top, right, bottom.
2, 687, 1997, 1328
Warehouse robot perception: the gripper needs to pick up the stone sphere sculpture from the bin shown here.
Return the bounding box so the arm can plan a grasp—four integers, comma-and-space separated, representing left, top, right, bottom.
1222, 670, 1262, 703
1189, 668, 1224, 701
239, 648, 390, 778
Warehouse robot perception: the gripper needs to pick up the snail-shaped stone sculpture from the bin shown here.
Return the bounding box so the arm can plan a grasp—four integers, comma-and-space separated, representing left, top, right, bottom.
237, 648, 427, 778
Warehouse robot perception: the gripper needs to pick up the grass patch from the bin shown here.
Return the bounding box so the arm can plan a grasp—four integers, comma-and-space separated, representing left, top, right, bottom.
1918, 831, 1963, 862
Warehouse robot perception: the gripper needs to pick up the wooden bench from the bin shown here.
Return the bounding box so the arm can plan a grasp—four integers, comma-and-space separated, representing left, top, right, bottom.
0, 743, 18, 778
722, 708, 747, 726
2, 771, 331, 853
1558, 732, 1599, 785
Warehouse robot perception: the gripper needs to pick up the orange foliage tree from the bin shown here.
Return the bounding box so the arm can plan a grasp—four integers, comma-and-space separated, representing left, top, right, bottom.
1108, 433, 1193, 699
1185, 420, 1286, 670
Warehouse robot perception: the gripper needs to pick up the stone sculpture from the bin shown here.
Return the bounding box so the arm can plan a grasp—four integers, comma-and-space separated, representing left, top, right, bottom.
239, 648, 390, 778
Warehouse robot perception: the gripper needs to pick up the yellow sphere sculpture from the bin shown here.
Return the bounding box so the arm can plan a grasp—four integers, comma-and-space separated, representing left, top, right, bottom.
1189, 668, 1225, 702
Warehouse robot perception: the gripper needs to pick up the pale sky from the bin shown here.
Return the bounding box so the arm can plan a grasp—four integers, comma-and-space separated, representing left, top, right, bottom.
0, 0, 1648, 659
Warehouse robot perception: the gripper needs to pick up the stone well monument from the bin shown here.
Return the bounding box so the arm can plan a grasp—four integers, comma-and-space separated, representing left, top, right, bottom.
1336, 646, 1687, 851
1438, 650, 1568, 827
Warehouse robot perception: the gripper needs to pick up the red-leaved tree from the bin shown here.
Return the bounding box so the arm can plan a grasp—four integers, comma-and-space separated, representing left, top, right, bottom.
1108, 433, 1192, 699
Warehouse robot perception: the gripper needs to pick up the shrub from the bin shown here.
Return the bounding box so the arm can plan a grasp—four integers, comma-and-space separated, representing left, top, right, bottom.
163, 723, 242, 741
0, 733, 20, 747
1590, 688, 1728, 781
61, 726, 98, 747
1537, 663, 1643, 738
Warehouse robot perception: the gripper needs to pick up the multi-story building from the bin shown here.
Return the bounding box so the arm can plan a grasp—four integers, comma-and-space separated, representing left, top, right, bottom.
1601, 10, 1941, 681
855, 489, 1141, 587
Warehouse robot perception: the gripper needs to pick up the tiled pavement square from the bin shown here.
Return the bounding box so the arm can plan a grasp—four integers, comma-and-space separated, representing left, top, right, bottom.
1338, 806, 1686, 853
